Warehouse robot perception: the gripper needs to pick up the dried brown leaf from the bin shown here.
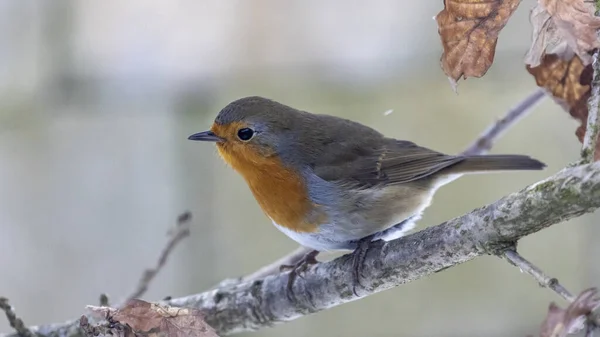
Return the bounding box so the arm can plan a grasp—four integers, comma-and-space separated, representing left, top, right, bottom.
88, 299, 219, 337
527, 54, 590, 108
538, 288, 600, 337
525, 0, 600, 67
526, 53, 600, 158
526, 4, 564, 66
436, 0, 521, 87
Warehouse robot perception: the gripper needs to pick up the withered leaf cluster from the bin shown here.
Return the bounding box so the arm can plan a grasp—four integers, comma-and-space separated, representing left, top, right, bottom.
525, 0, 600, 158
436, 0, 521, 87
527, 55, 594, 150
525, 0, 600, 67
436, 0, 600, 157
85, 299, 219, 337
536, 288, 600, 337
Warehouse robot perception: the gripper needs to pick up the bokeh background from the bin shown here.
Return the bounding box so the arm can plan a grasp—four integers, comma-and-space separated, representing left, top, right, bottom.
1, 1, 597, 336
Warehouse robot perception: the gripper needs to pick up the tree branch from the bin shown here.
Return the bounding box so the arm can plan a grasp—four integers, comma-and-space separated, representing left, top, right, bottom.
6, 161, 600, 336
164, 162, 600, 335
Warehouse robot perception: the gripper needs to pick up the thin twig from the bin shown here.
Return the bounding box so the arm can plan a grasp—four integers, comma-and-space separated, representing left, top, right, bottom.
120, 211, 192, 306
503, 250, 600, 331
0, 298, 36, 337
462, 88, 546, 156
234, 88, 546, 284
504, 250, 574, 302
582, 49, 600, 163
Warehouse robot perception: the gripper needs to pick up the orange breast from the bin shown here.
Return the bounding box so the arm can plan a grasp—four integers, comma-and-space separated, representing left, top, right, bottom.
216, 140, 321, 233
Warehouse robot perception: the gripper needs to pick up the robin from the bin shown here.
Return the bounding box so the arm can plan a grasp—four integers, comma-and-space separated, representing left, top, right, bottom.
188, 96, 545, 296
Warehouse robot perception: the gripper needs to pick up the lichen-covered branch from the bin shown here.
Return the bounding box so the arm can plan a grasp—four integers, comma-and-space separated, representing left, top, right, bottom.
582, 49, 600, 163
6, 161, 600, 337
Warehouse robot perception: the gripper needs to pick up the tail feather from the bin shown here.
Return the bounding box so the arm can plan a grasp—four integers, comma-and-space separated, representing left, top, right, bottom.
444, 155, 546, 174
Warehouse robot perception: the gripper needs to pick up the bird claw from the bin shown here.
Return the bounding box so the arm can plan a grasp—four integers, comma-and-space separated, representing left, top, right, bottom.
280, 250, 319, 302
350, 236, 373, 296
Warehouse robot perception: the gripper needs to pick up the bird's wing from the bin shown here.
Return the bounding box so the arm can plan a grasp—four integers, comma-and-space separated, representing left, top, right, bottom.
312, 139, 464, 187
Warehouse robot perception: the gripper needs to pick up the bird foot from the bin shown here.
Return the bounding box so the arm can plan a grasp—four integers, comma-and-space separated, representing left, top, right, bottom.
350, 235, 374, 296
280, 250, 320, 302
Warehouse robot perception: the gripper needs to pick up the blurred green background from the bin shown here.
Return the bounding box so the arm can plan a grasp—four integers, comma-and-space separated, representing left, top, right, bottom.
0, 1, 597, 336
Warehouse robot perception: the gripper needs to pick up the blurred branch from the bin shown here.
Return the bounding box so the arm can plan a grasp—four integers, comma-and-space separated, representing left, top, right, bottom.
462, 88, 546, 156
234, 88, 546, 285
6, 162, 600, 336
120, 212, 192, 306
582, 49, 600, 163
0, 298, 35, 337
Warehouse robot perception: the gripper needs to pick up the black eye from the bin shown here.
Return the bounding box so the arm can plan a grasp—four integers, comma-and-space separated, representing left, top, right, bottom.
237, 128, 254, 141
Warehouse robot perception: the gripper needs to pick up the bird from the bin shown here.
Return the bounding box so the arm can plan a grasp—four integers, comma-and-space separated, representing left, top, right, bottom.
188, 96, 545, 296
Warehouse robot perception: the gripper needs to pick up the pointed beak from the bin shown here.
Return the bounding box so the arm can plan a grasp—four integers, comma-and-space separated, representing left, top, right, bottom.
188, 130, 223, 142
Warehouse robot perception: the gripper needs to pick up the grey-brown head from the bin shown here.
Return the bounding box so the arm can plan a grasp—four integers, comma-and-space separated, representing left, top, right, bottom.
187, 96, 385, 167
188, 96, 314, 160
